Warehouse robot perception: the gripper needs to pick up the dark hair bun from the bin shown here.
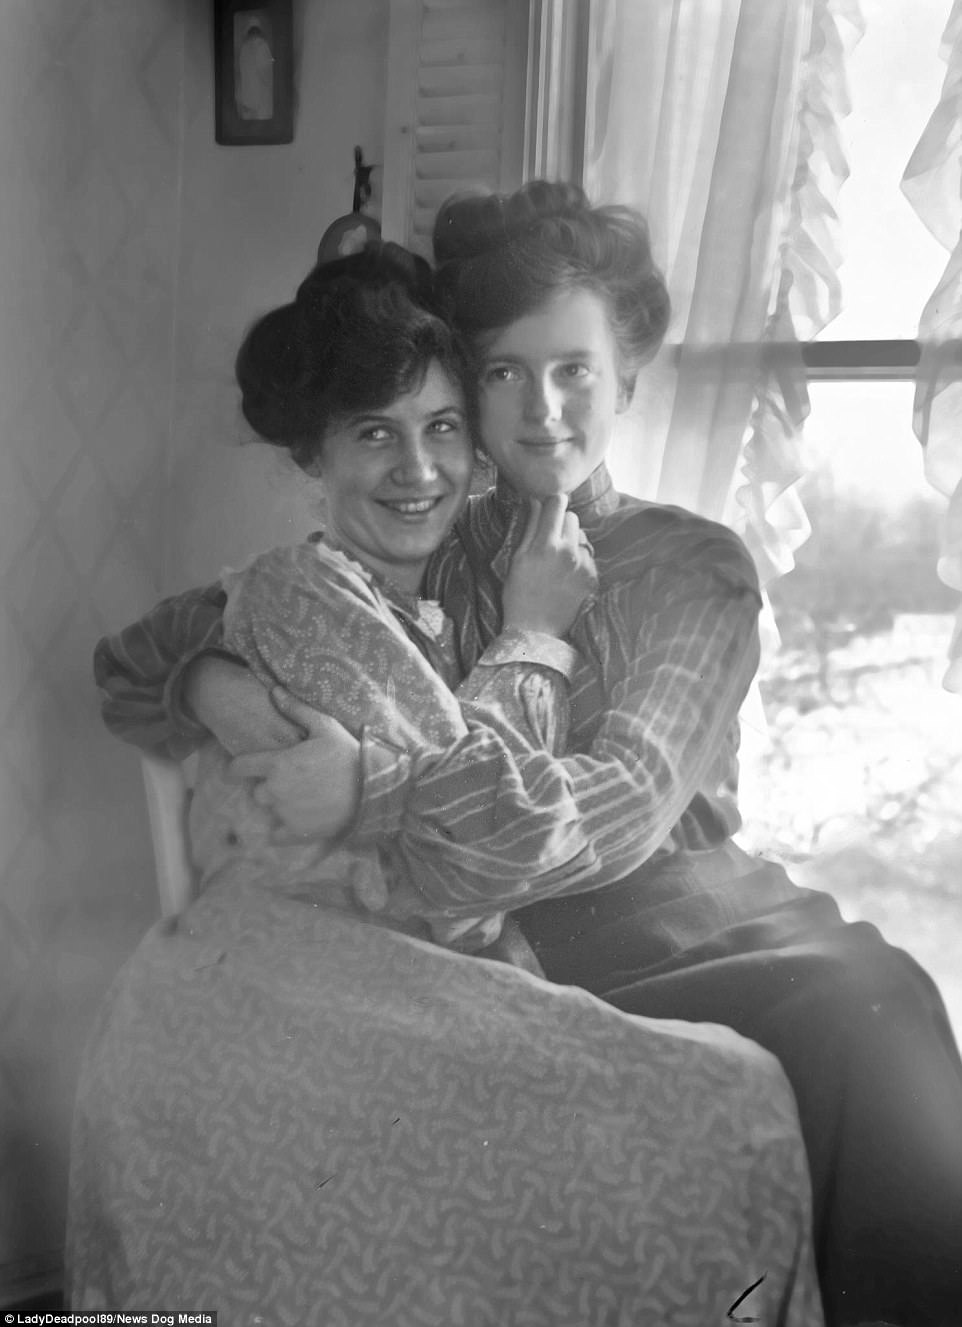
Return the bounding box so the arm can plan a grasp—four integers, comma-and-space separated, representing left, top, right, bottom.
433, 181, 589, 263
294, 241, 436, 321
432, 179, 671, 381
236, 301, 309, 449
235, 240, 464, 469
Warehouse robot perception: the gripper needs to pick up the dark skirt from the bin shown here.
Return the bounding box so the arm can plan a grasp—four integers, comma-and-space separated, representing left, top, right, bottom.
516, 844, 962, 1327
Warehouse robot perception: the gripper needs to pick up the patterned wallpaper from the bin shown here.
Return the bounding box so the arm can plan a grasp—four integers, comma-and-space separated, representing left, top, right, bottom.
0, 0, 187, 1300
0, 0, 387, 1302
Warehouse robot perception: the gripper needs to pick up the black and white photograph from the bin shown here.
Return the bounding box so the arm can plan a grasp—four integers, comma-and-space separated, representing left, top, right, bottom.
1, 1, 961, 1324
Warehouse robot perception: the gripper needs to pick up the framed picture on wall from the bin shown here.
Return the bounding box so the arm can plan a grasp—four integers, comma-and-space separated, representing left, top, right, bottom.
213, 0, 294, 145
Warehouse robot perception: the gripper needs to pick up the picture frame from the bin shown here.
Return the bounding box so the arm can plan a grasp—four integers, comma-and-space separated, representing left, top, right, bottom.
213, 0, 294, 145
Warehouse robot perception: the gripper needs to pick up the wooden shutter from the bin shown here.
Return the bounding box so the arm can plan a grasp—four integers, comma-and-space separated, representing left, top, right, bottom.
382, 0, 529, 256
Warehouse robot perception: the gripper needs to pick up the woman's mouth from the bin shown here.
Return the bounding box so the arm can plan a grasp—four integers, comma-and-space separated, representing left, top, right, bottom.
376, 496, 445, 517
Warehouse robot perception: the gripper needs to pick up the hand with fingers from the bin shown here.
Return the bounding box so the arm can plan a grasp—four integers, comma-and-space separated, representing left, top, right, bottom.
228, 689, 362, 841
502, 493, 599, 638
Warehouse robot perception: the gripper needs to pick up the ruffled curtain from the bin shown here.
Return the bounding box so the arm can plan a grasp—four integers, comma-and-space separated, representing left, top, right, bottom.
901, 0, 962, 693
583, 0, 863, 590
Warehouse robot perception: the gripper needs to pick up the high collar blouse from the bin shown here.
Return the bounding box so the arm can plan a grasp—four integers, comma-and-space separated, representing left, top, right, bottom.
350, 463, 766, 913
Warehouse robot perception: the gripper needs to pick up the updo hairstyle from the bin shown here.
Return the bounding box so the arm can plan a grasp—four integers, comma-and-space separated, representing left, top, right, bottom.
236, 242, 467, 472
433, 180, 671, 394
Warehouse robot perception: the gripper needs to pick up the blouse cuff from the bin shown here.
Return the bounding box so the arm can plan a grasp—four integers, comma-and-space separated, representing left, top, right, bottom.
477, 629, 580, 680
351, 727, 413, 844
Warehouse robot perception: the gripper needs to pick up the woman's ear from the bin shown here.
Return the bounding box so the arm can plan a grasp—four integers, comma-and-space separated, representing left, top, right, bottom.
616, 375, 636, 413
299, 449, 326, 481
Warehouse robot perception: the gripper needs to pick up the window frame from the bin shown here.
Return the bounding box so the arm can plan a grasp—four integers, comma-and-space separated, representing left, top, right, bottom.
802, 339, 922, 382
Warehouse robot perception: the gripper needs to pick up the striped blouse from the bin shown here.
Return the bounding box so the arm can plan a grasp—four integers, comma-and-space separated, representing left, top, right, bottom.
93, 465, 762, 916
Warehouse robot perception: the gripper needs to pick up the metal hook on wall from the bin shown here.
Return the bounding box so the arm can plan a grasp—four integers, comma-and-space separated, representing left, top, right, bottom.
351, 145, 376, 213
317, 145, 382, 264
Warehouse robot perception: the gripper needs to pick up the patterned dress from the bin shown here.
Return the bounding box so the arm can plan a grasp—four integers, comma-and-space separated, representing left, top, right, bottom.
189, 535, 590, 952
67, 879, 822, 1325
68, 529, 826, 1323
89, 465, 962, 1324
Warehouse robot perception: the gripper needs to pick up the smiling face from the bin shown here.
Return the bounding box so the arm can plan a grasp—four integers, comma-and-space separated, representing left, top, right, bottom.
476, 287, 628, 497
317, 360, 474, 591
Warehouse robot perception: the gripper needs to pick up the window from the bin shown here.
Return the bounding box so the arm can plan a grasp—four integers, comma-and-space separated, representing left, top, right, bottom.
737, 0, 962, 1035
381, 0, 962, 1033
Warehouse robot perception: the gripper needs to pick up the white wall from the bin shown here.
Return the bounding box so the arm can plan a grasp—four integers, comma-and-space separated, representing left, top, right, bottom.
164, 0, 388, 591
0, 0, 387, 1301
0, 0, 187, 1300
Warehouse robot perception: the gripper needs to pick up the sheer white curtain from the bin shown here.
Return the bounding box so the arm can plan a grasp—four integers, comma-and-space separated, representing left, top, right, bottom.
902, 0, 962, 692
583, 0, 862, 589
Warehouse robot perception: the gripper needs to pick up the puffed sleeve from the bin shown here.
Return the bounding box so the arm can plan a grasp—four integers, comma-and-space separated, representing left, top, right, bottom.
93, 584, 230, 759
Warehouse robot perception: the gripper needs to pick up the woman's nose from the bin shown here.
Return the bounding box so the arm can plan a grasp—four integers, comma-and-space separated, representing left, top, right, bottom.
524, 374, 563, 423
392, 438, 438, 484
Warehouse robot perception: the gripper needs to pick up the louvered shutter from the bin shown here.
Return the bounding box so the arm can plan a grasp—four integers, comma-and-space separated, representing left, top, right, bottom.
382, 0, 529, 257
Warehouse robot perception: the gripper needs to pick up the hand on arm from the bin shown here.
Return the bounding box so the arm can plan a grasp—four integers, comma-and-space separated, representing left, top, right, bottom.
353, 552, 762, 916
224, 642, 575, 848
218, 541, 594, 888
228, 696, 361, 840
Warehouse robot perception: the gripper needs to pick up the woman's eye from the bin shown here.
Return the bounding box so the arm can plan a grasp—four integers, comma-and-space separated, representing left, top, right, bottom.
559, 362, 590, 379
428, 418, 461, 436
360, 426, 392, 444
485, 365, 521, 384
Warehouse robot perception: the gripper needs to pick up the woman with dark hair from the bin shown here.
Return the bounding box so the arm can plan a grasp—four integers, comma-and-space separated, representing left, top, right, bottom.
185, 240, 598, 958
71, 239, 823, 1324
93, 182, 962, 1326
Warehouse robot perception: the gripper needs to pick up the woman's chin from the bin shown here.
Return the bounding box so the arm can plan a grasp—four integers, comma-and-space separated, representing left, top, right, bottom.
512, 465, 573, 500
509, 452, 598, 500
526, 482, 568, 500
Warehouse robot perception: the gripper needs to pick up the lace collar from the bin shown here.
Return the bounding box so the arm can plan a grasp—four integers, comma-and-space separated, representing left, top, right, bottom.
309, 533, 448, 638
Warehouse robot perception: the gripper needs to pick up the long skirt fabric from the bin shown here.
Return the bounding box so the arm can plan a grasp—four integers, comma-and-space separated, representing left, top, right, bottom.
518, 854, 962, 1327
66, 874, 824, 1327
